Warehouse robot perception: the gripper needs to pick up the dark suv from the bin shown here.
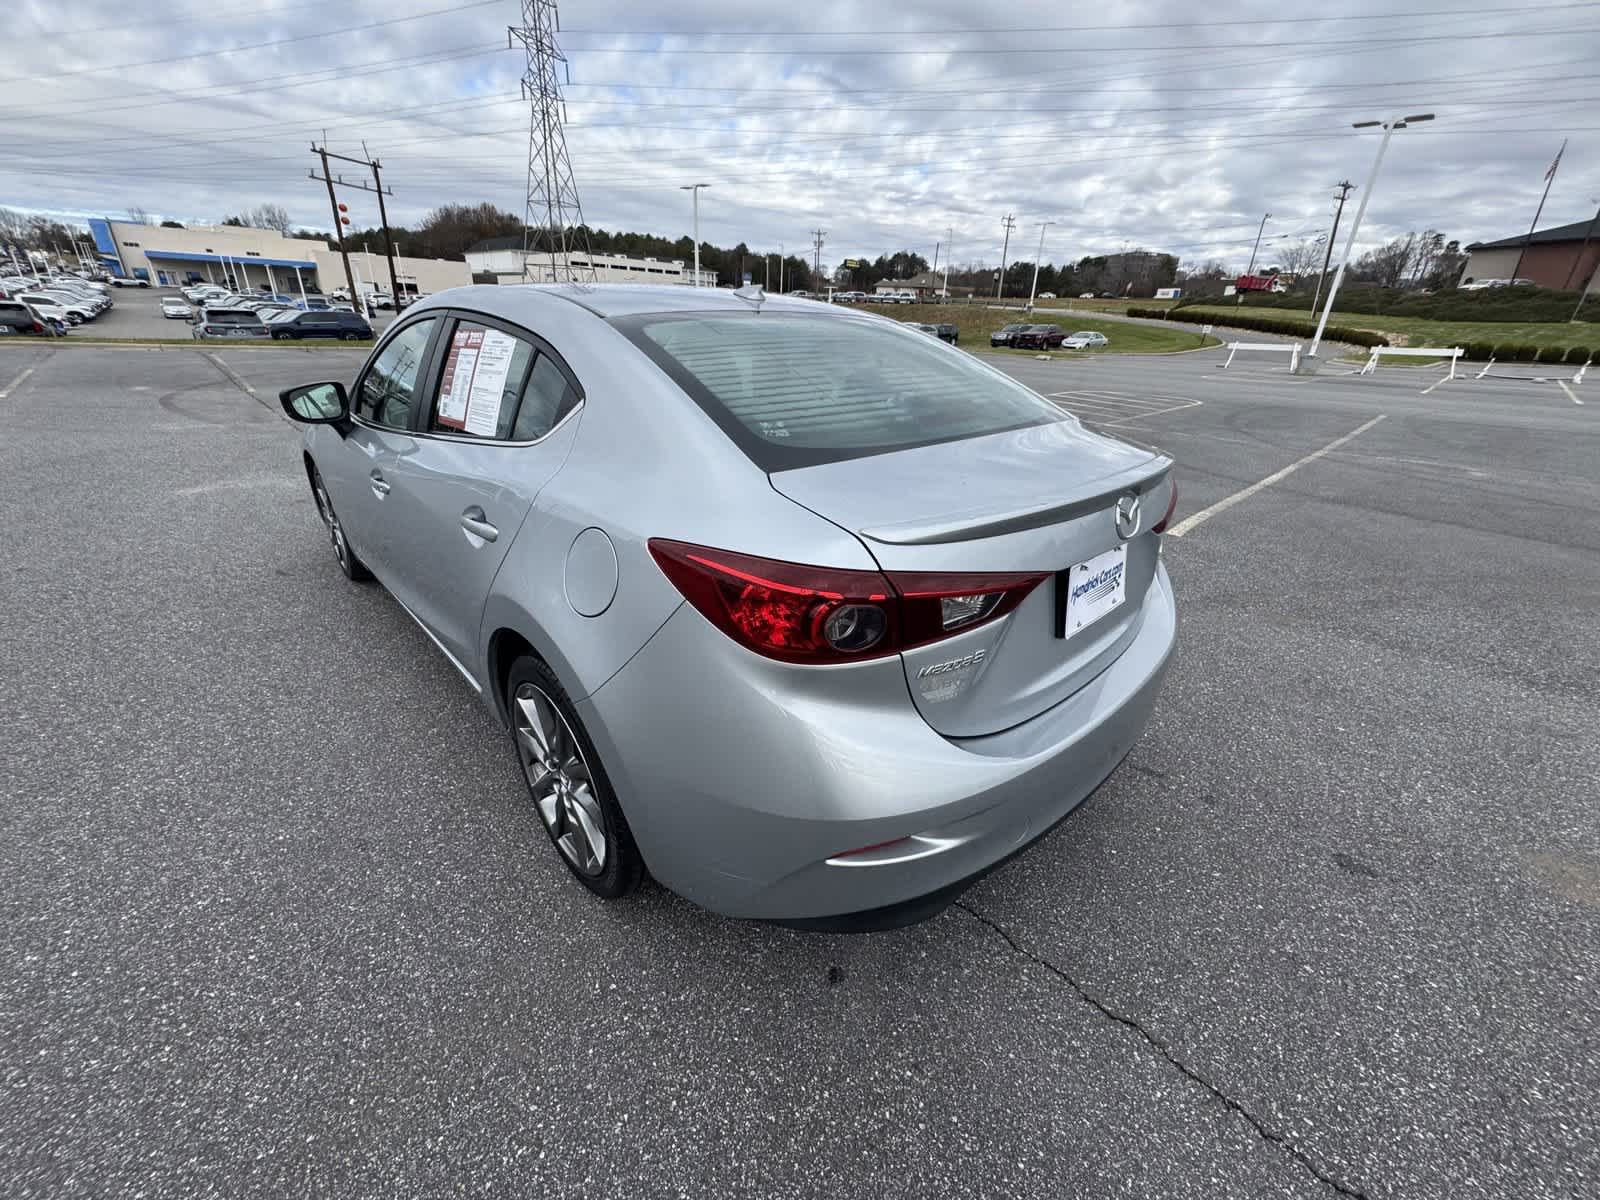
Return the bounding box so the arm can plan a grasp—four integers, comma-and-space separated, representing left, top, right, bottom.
989, 322, 1029, 347
934, 323, 959, 344
1013, 324, 1065, 350
0, 299, 60, 337
267, 310, 374, 341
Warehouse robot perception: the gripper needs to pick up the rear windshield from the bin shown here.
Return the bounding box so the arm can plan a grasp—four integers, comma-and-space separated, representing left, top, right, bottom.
618, 312, 1066, 469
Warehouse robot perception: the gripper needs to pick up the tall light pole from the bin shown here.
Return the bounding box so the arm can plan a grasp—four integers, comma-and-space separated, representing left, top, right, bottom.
996, 214, 1016, 302
1027, 221, 1055, 310
679, 183, 709, 286
1307, 113, 1434, 361
1237, 212, 1270, 305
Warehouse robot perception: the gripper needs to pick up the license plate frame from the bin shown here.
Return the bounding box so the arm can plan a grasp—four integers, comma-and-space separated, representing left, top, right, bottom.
1055, 544, 1128, 638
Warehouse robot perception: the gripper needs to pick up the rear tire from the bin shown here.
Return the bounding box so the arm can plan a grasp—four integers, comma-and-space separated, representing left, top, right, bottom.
507, 656, 642, 901
340, 332, 360, 341
309, 465, 373, 582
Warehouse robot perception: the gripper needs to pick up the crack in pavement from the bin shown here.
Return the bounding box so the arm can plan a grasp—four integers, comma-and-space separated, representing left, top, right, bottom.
953, 899, 1368, 1199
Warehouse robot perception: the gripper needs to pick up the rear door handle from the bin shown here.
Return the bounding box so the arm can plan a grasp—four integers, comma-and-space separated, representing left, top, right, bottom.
369, 469, 391, 497
460, 506, 498, 543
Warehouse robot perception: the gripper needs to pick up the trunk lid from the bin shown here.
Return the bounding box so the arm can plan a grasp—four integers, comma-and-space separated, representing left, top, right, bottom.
770, 421, 1172, 737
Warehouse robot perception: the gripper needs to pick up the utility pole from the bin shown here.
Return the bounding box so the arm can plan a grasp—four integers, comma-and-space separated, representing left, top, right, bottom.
1561, 196, 1600, 292
996, 214, 1016, 301
812, 229, 826, 290
779, 242, 784, 293
310, 144, 361, 314
942, 225, 954, 299
365, 148, 403, 306
1311, 181, 1354, 317
1028, 221, 1054, 310
679, 183, 710, 286
1238, 211, 1270, 305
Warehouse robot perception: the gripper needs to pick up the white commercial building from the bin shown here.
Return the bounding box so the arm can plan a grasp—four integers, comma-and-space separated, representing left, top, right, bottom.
465, 236, 717, 287
85, 217, 471, 297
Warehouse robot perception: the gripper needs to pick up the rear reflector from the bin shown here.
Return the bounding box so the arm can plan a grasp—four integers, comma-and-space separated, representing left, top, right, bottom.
1151, 477, 1179, 534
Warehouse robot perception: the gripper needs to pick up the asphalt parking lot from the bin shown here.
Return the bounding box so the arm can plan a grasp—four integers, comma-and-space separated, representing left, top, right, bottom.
2, 342, 1596, 1199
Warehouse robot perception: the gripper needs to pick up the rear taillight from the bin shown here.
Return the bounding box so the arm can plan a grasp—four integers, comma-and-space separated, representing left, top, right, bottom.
1151, 477, 1179, 534
648, 539, 1047, 665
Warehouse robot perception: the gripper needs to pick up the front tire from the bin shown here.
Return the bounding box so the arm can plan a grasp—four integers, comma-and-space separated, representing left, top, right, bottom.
507, 656, 642, 900
309, 466, 373, 582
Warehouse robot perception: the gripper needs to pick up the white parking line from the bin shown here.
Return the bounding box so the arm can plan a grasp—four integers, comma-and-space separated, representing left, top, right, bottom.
1165, 414, 1388, 539
1559, 381, 1584, 405
0, 363, 38, 399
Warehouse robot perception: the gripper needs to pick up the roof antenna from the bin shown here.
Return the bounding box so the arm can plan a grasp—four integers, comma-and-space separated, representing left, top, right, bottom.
732, 282, 766, 309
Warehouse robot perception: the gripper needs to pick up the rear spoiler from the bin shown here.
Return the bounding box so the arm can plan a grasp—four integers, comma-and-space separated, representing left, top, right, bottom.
858, 460, 1172, 546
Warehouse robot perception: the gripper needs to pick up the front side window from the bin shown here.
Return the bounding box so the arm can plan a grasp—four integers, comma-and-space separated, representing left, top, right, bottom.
620, 312, 1065, 469
355, 318, 436, 429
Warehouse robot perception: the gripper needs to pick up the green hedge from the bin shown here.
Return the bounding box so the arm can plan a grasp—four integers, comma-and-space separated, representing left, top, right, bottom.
1566, 346, 1594, 364
1130, 306, 1389, 347
1172, 283, 1600, 324
1463, 341, 1496, 361
1536, 346, 1567, 363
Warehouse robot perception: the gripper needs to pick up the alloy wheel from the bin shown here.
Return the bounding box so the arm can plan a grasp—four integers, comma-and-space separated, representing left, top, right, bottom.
514, 683, 608, 876
312, 477, 350, 572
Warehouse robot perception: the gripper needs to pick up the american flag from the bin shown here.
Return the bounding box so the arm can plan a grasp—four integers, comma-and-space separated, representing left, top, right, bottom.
1545, 140, 1567, 182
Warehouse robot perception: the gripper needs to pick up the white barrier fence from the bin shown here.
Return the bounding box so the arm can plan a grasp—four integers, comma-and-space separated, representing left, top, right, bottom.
1361, 346, 1464, 380
1222, 341, 1301, 371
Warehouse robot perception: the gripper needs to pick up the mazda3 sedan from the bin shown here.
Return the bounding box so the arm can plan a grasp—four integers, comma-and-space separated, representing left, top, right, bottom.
280, 285, 1177, 929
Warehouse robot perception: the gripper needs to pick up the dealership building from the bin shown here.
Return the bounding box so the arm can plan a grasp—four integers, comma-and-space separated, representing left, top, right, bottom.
86, 218, 472, 297
1463, 217, 1600, 291
465, 236, 717, 286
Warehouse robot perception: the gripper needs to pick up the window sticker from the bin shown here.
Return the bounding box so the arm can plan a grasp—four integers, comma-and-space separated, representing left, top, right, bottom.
463, 330, 519, 437
436, 328, 483, 430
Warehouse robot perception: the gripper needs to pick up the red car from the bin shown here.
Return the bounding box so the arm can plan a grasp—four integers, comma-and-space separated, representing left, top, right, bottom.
1013, 324, 1065, 350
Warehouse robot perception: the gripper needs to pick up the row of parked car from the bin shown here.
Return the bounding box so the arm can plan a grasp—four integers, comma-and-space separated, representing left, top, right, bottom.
989, 323, 1110, 351
902, 320, 960, 344
0, 273, 113, 336
176, 284, 376, 341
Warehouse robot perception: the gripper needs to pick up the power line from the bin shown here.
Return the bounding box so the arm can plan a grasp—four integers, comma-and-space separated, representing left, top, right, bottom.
562, 2, 1600, 34
553, 25, 1595, 54
1, 0, 503, 85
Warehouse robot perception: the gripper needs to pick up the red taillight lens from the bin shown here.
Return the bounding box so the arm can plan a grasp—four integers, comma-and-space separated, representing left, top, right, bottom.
649, 539, 1049, 665
648, 539, 896, 664
1151, 477, 1179, 534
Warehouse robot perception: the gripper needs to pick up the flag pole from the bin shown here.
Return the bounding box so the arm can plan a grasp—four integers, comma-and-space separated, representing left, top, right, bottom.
1512, 138, 1566, 282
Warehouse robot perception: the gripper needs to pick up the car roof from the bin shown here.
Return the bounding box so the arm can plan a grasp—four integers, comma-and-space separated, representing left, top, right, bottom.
408, 282, 845, 323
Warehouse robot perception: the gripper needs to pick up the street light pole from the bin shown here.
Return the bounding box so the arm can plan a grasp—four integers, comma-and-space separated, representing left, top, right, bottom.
942, 225, 953, 300
1238, 212, 1270, 305
1027, 221, 1054, 310
1308, 113, 1434, 360
679, 183, 709, 286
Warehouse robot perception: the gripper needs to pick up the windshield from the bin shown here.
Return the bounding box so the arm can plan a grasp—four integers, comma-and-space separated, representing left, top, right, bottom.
619, 311, 1066, 470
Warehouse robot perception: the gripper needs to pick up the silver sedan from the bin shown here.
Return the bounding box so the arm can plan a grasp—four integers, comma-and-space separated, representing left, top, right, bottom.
279, 285, 1177, 929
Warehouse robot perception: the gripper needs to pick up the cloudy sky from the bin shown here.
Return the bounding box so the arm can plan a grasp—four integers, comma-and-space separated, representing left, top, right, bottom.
5, 0, 1599, 273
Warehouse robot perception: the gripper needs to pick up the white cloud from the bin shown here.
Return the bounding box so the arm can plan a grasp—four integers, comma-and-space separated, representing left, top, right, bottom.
4, 0, 1598, 271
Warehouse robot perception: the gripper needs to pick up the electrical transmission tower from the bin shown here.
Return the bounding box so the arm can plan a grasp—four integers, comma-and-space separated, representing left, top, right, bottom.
509, 0, 594, 284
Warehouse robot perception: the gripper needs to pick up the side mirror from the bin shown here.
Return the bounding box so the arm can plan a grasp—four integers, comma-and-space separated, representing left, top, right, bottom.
279, 381, 348, 424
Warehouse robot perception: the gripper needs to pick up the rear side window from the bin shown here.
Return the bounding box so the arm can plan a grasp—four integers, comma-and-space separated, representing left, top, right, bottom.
428, 321, 579, 442
621, 313, 1065, 469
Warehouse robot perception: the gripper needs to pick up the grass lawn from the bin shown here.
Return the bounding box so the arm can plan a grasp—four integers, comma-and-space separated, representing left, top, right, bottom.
859, 303, 1216, 355
1174, 304, 1597, 353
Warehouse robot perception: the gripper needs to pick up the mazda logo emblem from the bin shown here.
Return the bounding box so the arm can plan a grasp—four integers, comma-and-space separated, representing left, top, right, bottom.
1114, 493, 1141, 540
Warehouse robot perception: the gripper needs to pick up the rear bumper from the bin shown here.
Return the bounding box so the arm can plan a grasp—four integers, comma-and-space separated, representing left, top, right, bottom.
580, 563, 1176, 924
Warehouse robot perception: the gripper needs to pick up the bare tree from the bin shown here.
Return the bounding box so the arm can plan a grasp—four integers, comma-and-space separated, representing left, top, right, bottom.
247, 203, 292, 235
0, 206, 28, 243
1273, 239, 1323, 281
1353, 233, 1417, 289
126, 206, 153, 226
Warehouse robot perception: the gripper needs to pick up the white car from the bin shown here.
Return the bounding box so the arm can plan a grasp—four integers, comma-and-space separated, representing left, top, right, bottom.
16, 291, 98, 326
161, 298, 194, 319
109, 275, 152, 288
1062, 331, 1110, 350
